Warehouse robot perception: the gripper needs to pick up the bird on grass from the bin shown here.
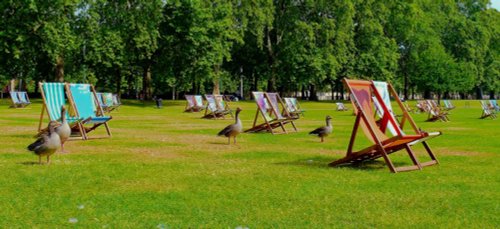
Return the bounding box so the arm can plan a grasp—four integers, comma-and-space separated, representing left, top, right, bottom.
36, 106, 71, 153
309, 115, 333, 142
217, 107, 243, 145
28, 121, 61, 164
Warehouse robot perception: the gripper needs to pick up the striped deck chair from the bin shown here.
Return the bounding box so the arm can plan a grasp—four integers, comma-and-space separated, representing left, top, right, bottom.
184, 95, 204, 112
443, 100, 455, 110
18, 92, 31, 107
66, 83, 112, 139
329, 79, 440, 173
96, 93, 109, 112
336, 102, 348, 111
100, 93, 117, 113
489, 100, 499, 112
266, 93, 298, 131
216, 95, 233, 117
284, 97, 305, 118
245, 92, 289, 134
426, 100, 449, 122
112, 94, 121, 109
9, 91, 23, 108
202, 94, 229, 119
480, 101, 496, 119
38, 82, 84, 138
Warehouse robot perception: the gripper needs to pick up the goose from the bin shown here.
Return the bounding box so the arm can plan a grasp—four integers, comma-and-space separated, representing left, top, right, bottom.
309, 115, 333, 142
28, 121, 61, 164
36, 106, 71, 152
217, 107, 243, 144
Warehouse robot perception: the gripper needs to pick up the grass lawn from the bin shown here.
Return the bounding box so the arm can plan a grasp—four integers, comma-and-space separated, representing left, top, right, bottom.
0, 98, 498, 228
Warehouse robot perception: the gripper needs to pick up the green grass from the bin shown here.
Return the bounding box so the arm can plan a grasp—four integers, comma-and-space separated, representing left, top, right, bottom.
0, 98, 498, 228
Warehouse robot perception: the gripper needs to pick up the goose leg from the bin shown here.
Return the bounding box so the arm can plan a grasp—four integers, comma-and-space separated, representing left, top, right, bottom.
227, 137, 230, 145
233, 137, 237, 144
321, 137, 324, 143
61, 143, 65, 153
47, 155, 50, 164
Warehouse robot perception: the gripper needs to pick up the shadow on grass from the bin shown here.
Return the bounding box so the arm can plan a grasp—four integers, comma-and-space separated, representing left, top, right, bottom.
18, 161, 42, 166
275, 156, 412, 172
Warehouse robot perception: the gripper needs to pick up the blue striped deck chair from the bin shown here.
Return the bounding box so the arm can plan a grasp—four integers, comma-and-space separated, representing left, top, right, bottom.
38, 82, 84, 138
443, 100, 455, 110
203, 94, 225, 119
96, 92, 116, 113
284, 97, 305, 118
9, 91, 23, 108
480, 101, 496, 119
489, 100, 499, 112
245, 92, 288, 134
67, 83, 112, 139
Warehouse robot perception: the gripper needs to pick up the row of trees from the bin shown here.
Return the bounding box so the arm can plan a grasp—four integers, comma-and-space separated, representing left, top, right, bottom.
0, 0, 499, 100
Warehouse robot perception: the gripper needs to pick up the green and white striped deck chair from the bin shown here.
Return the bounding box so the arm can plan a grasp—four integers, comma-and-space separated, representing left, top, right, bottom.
266, 92, 297, 131
67, 83, 112, 139
443, 100, 455, 110
38, 82, 84, 138
203, 94, 223, 119
480, 101, 496, 119
97, 92, 116, 113
284, 97, 304, 118
489, 100, 499, 112
245, 92, 288, 134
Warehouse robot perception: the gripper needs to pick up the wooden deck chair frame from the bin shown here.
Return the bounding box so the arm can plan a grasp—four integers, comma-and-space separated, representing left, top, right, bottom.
66, 83, 112, 139
329, 79, 439, 173
426, 100, 449, 122
480, 101, 496, 119
38, 82, 86, 140
283, 97, 304, 118
266, 93, 298, 131
202, 94, 228, 119
245, 92, 289, 134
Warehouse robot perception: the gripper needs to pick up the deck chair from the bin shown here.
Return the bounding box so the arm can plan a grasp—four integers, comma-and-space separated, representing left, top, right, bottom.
266, 93, 298, 131
215, 95, 233, 117
329, 79, 440, 173
202, 94, 231, 119
245, 92, 290, 134
284, 97, 305, 118
426, 100, 449, 122
489, 100, 499, 112
443, 100, 455, 110
101, 93, 117, 113
9, 91, 23, 108
66, 83, 112, 139
480, 101, 496, 119
402, 101, 414, 113
336, 102, 348, 111
18, 92, 31, 107
184, 95, 204, 112
112, 94, 121, 109
38, 82, 85, 139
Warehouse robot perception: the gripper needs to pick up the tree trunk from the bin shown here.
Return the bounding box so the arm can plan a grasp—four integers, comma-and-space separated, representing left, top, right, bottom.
309, 84, 318, 101
55, 56, 64, 82
476, 86, 483, 100
213, 65, 220, 95
489, 90, 495, 99
142, 63, 152, 100
403, 72, 409, 100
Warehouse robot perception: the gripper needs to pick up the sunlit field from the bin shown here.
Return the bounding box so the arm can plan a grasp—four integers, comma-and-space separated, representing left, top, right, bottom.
0, 99, 498, 228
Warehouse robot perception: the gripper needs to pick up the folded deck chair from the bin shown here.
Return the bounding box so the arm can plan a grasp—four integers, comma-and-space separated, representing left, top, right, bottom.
480, 101, 497, 119
426, 100, 449, 122
329, 79, 440, 173
489, 100, 499, 112
284, 97, 305, 118
184, 95, 204, 112
266, 93, 298, 131
443, 100, 455, 110
336, 102, 348, 111
66, 83, 112, 139
245, 92, 289, 134
38, 82, 84, 138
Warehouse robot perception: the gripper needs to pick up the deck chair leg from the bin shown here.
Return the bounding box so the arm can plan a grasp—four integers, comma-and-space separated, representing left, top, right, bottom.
279, 122, 287, 134
78, 122, 87, 140
290, 120, 298, 132
346, 114, 361, 155
404, 145, 422, 170
378, 147, 397, 173
38, 105, 45, 132
104, 122, 112, 137
422, 141, 439, 165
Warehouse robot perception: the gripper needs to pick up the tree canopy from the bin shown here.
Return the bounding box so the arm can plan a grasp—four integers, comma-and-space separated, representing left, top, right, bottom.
0, 0, 498, 99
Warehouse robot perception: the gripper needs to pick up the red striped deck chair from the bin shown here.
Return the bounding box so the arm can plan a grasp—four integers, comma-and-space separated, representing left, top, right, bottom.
329, 79, 440, 173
